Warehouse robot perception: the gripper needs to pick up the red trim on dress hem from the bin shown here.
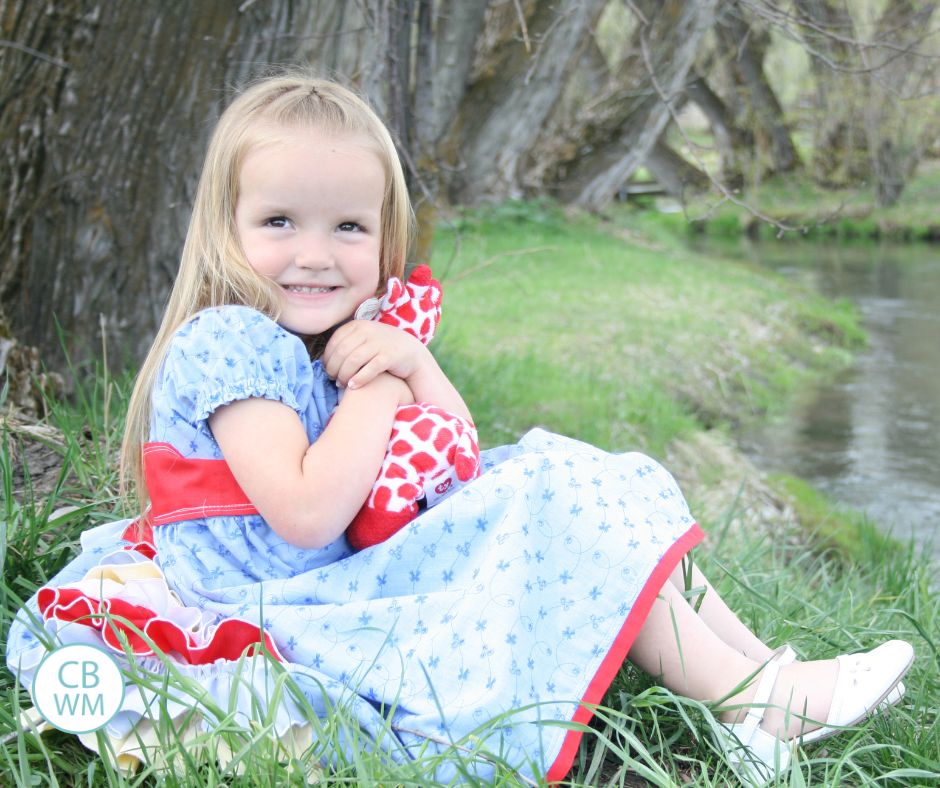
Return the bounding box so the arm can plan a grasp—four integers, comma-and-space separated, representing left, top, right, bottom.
544, 522, 705, 783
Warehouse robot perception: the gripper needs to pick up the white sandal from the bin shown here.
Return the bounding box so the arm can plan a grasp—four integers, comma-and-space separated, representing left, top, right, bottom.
718, 650, 793, 785
774, 642, 905, 721
795, 639, 913, 745
718, 640, 913, 782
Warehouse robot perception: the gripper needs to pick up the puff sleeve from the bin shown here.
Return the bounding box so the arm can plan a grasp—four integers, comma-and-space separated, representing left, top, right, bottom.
151, 306, 320, 457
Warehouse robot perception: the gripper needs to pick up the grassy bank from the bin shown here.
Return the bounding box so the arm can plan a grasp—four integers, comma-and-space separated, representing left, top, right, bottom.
432, 200, 863, 457
648, 160, 940, 242
767, 474, 902, 563
1, 204, 936, 785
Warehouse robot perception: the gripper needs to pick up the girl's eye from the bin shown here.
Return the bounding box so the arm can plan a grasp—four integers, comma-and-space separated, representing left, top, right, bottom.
338, 221, 364, 233
265, 216, 290, 229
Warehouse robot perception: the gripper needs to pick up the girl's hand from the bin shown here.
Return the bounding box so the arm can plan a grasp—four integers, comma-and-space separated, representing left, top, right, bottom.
209, 372, 413, 549
324, 318, 472, 423
323, 320, 428, 390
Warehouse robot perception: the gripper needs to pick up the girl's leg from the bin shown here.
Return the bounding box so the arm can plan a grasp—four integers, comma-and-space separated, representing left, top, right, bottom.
669, 560, 775, 662
629, 580, 838, 738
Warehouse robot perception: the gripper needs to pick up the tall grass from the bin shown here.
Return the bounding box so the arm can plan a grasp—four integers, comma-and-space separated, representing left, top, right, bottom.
1, 205, 936, 785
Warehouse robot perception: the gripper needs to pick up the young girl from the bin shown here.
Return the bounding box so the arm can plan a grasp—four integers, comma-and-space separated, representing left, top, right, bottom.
6, 72, 913, 784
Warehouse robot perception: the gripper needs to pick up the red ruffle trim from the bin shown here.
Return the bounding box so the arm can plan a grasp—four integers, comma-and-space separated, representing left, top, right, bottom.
37, 586, 282, 665
121, 518, 157, 560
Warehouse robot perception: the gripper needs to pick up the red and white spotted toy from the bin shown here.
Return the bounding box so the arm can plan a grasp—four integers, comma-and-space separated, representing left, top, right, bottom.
346, 265, 481, 550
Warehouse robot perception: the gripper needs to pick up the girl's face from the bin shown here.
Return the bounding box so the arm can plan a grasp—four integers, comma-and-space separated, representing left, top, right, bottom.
235, 126, 385, 338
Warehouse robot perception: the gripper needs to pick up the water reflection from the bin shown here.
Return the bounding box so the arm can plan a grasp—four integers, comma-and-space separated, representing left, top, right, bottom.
701, 240, 939, 559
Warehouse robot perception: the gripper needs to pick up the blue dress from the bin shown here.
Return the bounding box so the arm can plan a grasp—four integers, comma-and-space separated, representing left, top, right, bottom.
6, 305, 703, 782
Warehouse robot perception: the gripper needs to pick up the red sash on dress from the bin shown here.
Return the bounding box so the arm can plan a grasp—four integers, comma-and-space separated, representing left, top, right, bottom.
121, 442, 260, 555
144, 441, 259, 525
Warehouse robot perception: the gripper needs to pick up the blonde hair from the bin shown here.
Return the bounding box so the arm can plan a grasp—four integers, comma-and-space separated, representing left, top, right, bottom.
120, 70, 414, 512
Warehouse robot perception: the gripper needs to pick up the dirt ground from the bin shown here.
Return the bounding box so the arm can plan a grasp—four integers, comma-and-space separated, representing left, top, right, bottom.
2, 412, 72, 500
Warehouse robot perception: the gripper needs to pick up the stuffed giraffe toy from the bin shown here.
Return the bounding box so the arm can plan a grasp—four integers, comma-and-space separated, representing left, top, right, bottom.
345, 265, 480, 550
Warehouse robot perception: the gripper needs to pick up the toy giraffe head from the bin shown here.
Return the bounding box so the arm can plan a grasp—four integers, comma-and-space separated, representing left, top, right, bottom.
354, 264, 442, 346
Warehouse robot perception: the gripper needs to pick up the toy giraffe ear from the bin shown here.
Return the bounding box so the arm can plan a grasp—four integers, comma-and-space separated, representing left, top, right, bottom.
386, 276, 405, 304
354, 277, 399, 321
354, 297, 382, 321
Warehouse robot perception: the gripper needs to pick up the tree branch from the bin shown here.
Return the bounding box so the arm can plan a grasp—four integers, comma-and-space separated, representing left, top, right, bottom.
0, 39, 69, 69
741, 0, 940, 76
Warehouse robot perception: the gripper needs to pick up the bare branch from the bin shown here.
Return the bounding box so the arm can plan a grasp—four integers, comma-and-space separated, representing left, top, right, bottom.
450, 246, 559, 282
634, 20, 816, 235
739, 0, 940, 76
511, 0, 531, 54
0, 39, 68, 69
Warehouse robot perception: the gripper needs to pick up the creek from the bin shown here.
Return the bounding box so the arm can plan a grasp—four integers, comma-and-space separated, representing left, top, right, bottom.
696, 238, 939, 561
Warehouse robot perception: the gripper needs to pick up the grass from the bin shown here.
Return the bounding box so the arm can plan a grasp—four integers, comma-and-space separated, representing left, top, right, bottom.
1, 204, 937, 785
767, 474, 901, 565
433, 200, 863, 454
655, 158, 940, 242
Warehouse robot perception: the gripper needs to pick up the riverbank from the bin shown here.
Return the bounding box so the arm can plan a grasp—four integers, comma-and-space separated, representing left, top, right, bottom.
1, 204, 936, 785
434, 200, 864, 450
649, 160, 940, 243
432, 200, 875, 548
431, 203, 937, 782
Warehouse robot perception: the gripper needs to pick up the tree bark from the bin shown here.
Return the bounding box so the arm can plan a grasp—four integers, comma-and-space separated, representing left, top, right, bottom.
792, 0, 868, 185
517, 18, 612, 195
865, 0, 938, 206
449, 0, 609, 204
793, 0, 939, 203
716, 2, 801, 174
0, 0, 496, 366
411, 0, 489, 263
422, 0, 490, 148
543, 0, 718, 210
715, 1, 800, 175
0, 0, 327, 367
686, 72, 748, 189
643, 138, 710, 198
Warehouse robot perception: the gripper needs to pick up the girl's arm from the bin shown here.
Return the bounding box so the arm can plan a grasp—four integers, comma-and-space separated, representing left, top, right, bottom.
209, 372, 413, 549
322, 320, 471, 420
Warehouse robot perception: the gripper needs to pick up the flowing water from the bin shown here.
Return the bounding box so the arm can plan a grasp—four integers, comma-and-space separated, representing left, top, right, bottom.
699, 239, 940, 561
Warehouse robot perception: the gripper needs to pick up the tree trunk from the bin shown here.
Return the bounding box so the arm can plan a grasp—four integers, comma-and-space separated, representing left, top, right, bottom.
421, 0, 490, 148
864, 0, 938, 207
792, 0, 868, 185
686, 72, 748, 189
715, 2, 800, 174
0, 0, 329, 368
517, 18, 613, 195
448, 0, 609, 204
0, 0, 511, 367
544, 0, 718, 210
643, 139, 710, 198
793, 0, 939, 204
411, 0, 489, 263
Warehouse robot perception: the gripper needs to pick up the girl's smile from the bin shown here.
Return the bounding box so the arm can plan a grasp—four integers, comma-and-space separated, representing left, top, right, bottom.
234, 126, 385, 337
283, 285, 336, 294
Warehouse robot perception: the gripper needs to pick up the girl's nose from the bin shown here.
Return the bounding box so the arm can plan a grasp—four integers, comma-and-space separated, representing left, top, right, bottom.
294, 233, 334, 270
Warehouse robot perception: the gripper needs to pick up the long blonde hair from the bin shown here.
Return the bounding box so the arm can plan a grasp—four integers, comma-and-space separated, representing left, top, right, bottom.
120, 71, 414, 512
